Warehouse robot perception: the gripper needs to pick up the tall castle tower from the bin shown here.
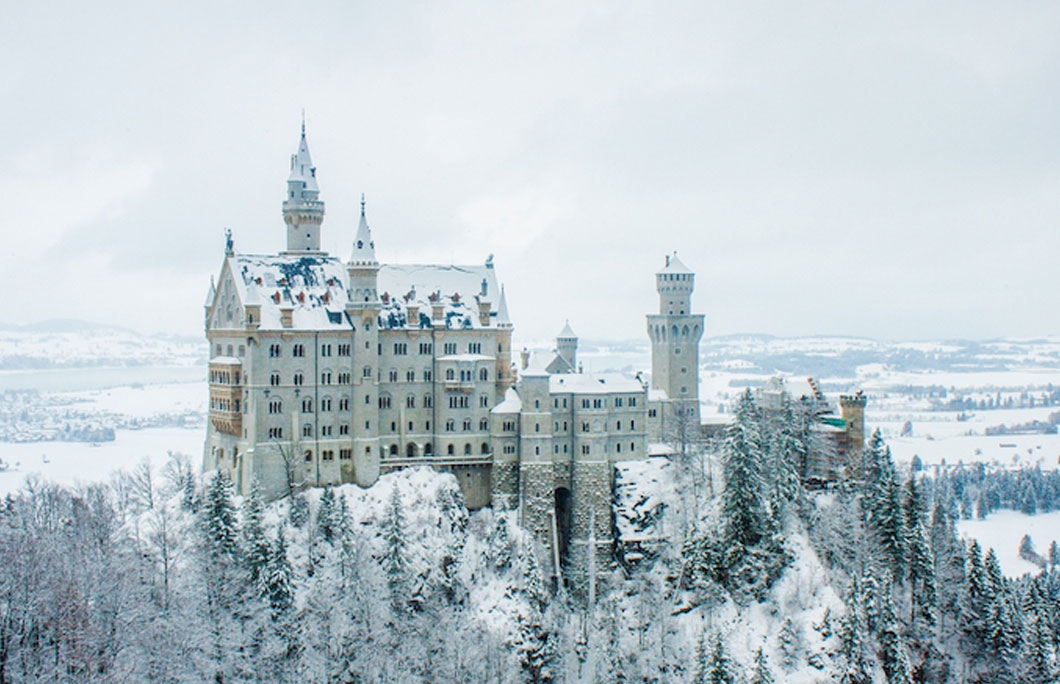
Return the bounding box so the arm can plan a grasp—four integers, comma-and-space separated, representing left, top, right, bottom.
282, 122, 325, 253
646, 252, 705, 428
345, 196, 381, 486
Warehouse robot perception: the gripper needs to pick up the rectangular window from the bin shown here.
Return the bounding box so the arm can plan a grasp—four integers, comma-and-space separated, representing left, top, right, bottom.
443, 342, 457, 355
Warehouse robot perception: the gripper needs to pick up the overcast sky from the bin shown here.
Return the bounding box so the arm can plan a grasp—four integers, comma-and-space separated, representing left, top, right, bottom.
2, 1, 1058, 343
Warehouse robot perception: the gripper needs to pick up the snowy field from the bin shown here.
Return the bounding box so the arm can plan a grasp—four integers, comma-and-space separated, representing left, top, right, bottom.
0, 425, 204, 496
956, 510, 1060, 577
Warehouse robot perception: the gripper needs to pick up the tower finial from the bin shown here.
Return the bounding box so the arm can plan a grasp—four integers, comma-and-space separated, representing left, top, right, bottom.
361, 193, 366, 214
301, 109, 306, 137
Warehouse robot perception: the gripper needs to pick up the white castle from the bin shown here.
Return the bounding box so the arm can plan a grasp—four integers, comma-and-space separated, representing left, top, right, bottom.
203, 126, 704, 586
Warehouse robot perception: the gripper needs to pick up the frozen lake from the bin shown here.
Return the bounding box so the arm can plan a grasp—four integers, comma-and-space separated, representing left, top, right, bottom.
0, 364, 204, 392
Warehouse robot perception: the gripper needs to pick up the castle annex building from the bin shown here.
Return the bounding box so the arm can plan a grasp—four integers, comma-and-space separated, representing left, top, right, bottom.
203, 127, 706, 585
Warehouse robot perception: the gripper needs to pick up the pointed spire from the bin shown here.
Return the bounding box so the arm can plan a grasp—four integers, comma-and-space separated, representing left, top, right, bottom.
559, 319, 576, 339
349, 194, 377, 265
496, 285, 512, 327
287, 122, 318, 192
301, 109, 306, 137
204, 276, 216, 307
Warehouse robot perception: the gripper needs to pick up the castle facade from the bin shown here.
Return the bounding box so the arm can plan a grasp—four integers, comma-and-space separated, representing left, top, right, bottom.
203, 127, 705, 586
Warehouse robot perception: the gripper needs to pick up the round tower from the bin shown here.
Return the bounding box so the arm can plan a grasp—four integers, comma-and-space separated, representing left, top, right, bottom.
282, 121, 325, 253
646, 252, 705, 429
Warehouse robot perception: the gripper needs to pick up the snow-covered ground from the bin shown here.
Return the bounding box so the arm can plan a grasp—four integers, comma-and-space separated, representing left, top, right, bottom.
956, 509, 1060, 577
0, 426, 203, 496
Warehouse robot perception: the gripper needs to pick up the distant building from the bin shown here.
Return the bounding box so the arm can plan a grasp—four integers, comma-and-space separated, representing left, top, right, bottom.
202, 126, 705, 590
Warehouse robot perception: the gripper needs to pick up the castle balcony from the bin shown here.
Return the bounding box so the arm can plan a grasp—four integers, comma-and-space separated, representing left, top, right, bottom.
444, 380, 476, 392
209, 357, 243, 436
381, 452, 492, 468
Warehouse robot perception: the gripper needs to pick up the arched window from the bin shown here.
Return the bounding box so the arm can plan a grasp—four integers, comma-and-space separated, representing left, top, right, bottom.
388, 369, 398, 382
303, 424, 312, 437
424, 394, 433, 408
302, 398, 312, 412
479, 368, 488, 381
481, 443, 489, 454
425, 443, 434, 455
406, 443, 417, 458
389, 444, 398, 456
462, 418, 472, 431
406, 395, 416, 408
304, 449, 312, 462
445, 369, 455, 381
362, 366, 372, 378
447, 444, 454, 455
446, 419, 455, 432
270, 372, 280, 386
293, 372, 304, 386
479, 418, 488, 431
464, 443, 472, 455
406, 369, 415, 382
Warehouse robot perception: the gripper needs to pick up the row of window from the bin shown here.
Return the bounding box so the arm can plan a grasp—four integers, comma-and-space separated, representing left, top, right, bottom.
209, 397, 240, 412
548, 395, 639, 410
215, 343, 246, 357
299, 442, 491, 462
268, 343, 353, 358
209, 369, 241, 385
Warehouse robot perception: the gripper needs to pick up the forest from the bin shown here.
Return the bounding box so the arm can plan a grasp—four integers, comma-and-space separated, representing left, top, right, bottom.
0, 389, 1058, 682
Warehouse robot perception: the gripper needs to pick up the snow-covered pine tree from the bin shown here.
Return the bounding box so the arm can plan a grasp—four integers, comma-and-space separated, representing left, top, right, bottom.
242, 480, 270, 582
315, 485, 337, 544
202, 470, 239, 557
381, 484, 409, 612
490, 512, 512, 572
777, 616, 803, 669
263, 529, 294, 617
288, 489, 309, 528
903, 474, 936, 631
863, 434, 905, 582
749, 645, 773, 684
699, 632, 735, 684
879, 616, 915, 684
837, 584, 873, 684
722, 389, 766, 552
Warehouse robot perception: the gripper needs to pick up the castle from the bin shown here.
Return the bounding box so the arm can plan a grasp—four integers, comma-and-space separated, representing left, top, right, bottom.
203, 126, 706, 586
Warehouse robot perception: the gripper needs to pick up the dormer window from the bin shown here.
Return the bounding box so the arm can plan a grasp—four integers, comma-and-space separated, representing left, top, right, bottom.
357, 240, 363, 249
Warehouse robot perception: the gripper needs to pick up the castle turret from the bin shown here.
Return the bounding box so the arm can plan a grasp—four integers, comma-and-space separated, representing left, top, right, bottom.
646, 252, 705, 429
347, 195, 379, 306
282, 122, 325, 253
345, 195, 381, 487
839, 391, 867, 466
556, 320, 578, 372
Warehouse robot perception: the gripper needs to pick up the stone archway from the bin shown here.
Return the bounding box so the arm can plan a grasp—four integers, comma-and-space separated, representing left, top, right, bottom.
553, 487, 572, 564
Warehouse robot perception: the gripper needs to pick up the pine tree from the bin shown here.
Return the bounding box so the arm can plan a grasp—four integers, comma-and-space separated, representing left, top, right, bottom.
879, 617, 914, 684
863, 434, 905, 581
904, 475, 936, 629
749, 646, 773, 684
1048, 540, 1059, 568
202, 470, 239, 557
838, 590, 872, 684
382, 485, 409, 611
700, 632, 735, 684
1024, 601, 1060, 684
315, 485, 337, 544
490, 513, 512, 572
777, 617, 803, 669
263, 530, 293, 617
517, 540, 546, 610
288, 489, 309, 528
722, 389, 766, 553
242, 480, 270, 582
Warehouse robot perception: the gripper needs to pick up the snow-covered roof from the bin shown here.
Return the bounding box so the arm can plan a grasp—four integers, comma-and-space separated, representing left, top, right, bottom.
648, 388, 669, 402
661, 251, 691, 274
491, 387, 522, 413
377, 262, 503, 331
558, 320, 576, 339
222, 254, 512, 333
287, 130, 318, 192
548, 372, 644, 395
230, 254, 351, 331
350, 199, 376, 265
209, 356, 242, 365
